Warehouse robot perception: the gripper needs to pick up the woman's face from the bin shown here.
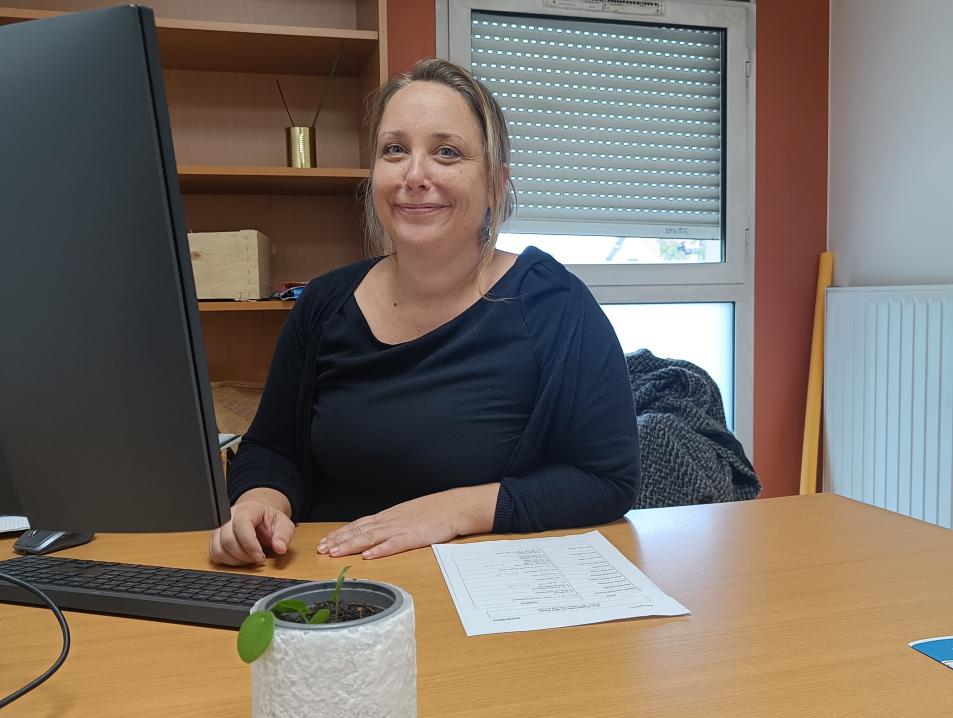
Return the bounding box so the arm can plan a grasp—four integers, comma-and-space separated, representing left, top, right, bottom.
371, 81, 490, 255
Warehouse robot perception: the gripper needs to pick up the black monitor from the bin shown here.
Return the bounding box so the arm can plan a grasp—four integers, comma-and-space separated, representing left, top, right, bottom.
0, 6, 231, 531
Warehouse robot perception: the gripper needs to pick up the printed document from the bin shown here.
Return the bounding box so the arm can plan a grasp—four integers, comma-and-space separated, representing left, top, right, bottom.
432, 530, 689, 636
0, 515, 30, 534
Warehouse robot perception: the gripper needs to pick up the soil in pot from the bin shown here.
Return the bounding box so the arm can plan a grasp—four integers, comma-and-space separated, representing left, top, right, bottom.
276, 601, 384, 624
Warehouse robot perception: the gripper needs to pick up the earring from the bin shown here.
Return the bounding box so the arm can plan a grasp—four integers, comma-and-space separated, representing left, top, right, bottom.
480, 209, 492, 244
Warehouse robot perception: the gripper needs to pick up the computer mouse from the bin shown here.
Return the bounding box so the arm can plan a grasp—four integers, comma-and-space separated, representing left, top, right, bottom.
13, 529, 95, 555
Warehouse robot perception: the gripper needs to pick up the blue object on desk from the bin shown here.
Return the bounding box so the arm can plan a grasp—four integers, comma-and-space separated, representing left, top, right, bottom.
909, 636, 953, 668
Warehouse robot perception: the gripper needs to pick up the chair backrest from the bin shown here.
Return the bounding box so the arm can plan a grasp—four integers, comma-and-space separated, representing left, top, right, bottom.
626, 349, 760, 509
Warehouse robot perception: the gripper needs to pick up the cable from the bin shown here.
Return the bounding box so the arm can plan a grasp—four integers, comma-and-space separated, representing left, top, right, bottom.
0, 571, 71, 709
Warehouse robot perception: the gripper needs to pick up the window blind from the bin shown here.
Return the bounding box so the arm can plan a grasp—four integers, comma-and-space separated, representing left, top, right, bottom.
470, 11, 724, 240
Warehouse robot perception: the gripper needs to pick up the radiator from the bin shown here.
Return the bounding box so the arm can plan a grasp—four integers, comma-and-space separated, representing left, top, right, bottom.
823, 286, 953, 528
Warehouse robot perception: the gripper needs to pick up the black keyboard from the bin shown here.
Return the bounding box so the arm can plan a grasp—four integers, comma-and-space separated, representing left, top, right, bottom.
0, 555, 308, 629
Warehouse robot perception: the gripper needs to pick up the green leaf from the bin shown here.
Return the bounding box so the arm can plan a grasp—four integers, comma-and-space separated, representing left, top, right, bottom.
307, 607, 331, 624
272, 598, 308, 616
330, 565, 351, 605
237, 610, 276, 664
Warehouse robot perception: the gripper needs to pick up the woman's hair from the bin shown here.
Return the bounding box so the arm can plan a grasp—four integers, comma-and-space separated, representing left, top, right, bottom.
362, 58, 515, 267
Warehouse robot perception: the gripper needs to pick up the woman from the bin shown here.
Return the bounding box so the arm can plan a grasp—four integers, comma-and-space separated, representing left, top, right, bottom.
209, 59, 639, 565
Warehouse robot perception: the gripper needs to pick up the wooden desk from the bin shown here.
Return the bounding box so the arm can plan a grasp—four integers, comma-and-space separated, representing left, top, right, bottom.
2, 494, 952, 717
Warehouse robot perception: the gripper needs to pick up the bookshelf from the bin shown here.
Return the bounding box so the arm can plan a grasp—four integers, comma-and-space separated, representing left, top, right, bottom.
2, 0, 387, 384
178, 166, 370, 195
198, 301, 294, 313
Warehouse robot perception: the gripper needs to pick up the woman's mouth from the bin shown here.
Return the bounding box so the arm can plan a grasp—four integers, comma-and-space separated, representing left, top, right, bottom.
396, 204, 445, 215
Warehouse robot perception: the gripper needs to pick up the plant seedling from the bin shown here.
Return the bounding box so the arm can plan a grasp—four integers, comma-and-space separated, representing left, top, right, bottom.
330, 564, 350, 622
237, 610, 275, 664
237, 565, 352, 664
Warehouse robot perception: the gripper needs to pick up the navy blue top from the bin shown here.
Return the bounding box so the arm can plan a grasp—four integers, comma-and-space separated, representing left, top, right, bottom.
311, 278, 539, 518
227, 247, 640, 532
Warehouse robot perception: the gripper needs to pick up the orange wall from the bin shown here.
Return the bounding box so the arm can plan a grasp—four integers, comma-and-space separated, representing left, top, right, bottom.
754, 0, 829, 497
388, 1, 831, 498
387, 0, 435, 77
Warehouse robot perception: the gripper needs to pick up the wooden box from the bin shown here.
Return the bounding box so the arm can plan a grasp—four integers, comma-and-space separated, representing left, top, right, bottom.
187, 230, 272, 300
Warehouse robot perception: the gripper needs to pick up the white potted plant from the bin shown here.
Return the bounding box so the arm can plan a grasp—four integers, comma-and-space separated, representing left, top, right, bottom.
239, 566, 417, 718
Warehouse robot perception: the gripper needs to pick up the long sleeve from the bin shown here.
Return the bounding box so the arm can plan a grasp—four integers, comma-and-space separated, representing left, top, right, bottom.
493, 260, 640, 533
225, 295, 311, 520
225, 259, 377, 522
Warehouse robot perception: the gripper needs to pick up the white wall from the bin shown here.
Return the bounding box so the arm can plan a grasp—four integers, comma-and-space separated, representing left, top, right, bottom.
828, 0, 953, 287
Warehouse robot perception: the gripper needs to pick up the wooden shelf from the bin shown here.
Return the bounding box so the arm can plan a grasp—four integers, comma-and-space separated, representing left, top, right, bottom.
178, 165, 369, 195
0, 6, 55, 22
199, 301, 294, 312
156, 21, 377, 75
0, 8, 379, 75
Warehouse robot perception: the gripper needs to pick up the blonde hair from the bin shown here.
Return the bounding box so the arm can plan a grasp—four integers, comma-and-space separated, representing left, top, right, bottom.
361, 59, 515, 278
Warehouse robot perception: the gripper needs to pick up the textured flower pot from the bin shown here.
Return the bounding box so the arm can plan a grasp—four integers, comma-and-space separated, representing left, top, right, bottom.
250, 580, 417, 718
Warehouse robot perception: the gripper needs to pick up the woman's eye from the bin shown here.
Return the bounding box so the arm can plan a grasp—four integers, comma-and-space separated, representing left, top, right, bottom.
381, 144, 405, 156
436, 146, 460, 159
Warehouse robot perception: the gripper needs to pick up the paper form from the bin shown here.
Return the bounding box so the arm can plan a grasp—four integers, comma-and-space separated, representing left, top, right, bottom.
218, 433, 240, 450
432, 530, 689, 636
0, 515, 30, 534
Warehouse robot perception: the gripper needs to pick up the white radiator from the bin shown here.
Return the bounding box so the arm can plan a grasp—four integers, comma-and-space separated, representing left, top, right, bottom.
823, 286, 953, 528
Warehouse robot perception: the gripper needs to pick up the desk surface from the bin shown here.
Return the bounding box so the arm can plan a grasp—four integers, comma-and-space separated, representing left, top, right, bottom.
2, 494, 952, 717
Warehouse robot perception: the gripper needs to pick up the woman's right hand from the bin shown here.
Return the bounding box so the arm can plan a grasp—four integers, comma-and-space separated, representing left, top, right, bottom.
208, 488, 296, 566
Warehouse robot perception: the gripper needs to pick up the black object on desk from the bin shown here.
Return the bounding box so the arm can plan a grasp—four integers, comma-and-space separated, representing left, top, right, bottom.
0, 555, 307, 629
0, 5, 230, 533
13, 530, 95, 555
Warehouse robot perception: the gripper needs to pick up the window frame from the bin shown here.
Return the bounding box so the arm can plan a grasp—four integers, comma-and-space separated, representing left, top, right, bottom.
436, 0, 755, 453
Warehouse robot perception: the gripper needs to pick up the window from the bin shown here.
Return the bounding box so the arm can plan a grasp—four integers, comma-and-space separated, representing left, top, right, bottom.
602, 302, 735, 428
470, 10, 724, 264
440, 0, 753, 449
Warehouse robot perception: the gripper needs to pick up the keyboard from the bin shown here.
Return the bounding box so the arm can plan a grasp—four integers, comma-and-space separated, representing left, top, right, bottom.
0, 555, 308, 629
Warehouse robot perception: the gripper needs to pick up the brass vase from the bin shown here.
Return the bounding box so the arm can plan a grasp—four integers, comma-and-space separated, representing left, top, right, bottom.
286, 126, 316, 168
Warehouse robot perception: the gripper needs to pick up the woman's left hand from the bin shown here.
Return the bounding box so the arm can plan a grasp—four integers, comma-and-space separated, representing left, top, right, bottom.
317, 483, 499, 559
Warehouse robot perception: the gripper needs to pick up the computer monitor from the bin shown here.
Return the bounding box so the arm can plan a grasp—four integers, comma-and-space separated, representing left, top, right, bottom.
0, 6, 231, 531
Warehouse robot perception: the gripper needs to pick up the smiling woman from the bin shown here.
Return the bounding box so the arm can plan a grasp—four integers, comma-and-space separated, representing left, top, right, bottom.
373, 86, 488, 249
355, 79, 513, 345
209, 59, 641, 566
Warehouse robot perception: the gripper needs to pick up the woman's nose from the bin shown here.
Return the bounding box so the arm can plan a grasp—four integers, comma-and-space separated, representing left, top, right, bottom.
402, 152, 429, 189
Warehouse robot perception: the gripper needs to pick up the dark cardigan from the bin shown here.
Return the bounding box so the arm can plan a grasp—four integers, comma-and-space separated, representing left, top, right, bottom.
226, 247, 640, 533
626, 349, 760, 508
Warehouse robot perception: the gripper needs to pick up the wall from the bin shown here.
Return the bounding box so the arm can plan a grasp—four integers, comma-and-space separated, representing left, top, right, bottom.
387, 0, 436, 77
828, 0, 953, 287
754, 0, 830, 497
389, 1, 831, 498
